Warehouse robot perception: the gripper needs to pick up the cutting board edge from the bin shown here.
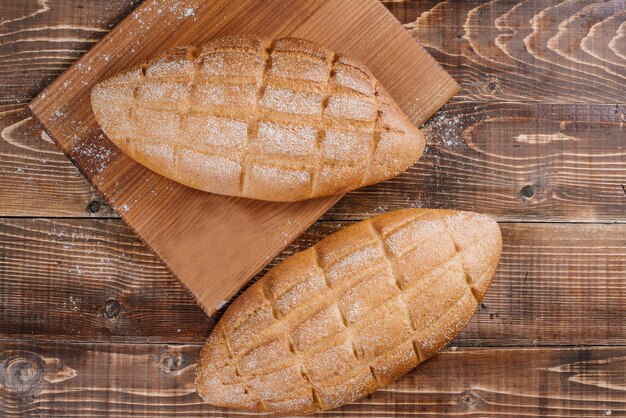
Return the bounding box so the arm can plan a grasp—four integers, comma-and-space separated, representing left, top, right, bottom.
371, 0, 461, 122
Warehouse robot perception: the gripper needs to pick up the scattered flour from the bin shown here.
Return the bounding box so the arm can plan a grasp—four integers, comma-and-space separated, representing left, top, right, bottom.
424, 111, 464, 148
74, 139, 115, 174
69, 296, 81, 312
132, 0, 198, 25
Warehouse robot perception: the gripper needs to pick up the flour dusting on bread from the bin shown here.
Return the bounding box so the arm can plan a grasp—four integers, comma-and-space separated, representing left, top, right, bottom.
195, 209, 502, 414
91, 35, 425, 201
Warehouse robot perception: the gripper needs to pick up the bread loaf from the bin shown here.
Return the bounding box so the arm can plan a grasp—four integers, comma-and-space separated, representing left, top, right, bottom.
195, 209, 502, 414
91, 35, 425, 201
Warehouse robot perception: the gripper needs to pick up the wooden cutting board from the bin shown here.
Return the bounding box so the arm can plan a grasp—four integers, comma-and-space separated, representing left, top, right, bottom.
29, 0, 459, 316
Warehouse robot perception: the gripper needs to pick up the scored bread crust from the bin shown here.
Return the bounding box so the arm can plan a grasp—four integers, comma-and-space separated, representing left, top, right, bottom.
195, 209, 502, 414
91, 35, 425, 201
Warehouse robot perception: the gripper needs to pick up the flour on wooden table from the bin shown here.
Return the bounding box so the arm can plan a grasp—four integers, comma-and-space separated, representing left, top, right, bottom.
425, 111, 464, 148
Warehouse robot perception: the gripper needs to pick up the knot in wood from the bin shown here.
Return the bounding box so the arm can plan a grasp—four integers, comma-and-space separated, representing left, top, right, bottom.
0, 351, 44, 392
158, 353, 182, 374
104, 299, 121, 318
462, 393, 475, 405
520, 184, 535, 199
86, 200, 101, 213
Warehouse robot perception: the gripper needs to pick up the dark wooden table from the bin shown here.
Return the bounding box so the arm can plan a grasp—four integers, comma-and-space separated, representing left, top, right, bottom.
1, 1, 625, 416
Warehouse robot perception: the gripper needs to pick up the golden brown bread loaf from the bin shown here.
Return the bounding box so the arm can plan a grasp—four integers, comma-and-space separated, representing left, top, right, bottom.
91, 35, 425, 201
195, 209, 502, 414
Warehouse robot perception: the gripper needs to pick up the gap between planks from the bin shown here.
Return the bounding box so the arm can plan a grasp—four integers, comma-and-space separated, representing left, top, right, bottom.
1, 336, 626, 349
1, 216, 626, 226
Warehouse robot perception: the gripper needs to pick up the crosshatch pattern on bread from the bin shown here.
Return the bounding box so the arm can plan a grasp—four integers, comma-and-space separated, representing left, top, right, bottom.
91, 35, 425, 201
195, 209, 502, 414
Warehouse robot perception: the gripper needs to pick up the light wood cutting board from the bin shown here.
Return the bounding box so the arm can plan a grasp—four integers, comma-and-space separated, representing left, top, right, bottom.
29, 0, 459, 316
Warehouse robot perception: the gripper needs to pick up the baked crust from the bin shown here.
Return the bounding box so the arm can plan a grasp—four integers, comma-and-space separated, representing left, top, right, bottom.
195, 208, 502, 414
91, 35, 425, 201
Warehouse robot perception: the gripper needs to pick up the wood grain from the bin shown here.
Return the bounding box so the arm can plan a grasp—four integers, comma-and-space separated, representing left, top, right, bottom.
3, 1, 625, 109
1, 219, 624, 346
0, 0, 130, 217
384, 0, 626, 103
0, 0, 137, 106
1, 341, 624, 417
0, 218, 210, 343
0, 105, 116, 217
4, 102, 625, 221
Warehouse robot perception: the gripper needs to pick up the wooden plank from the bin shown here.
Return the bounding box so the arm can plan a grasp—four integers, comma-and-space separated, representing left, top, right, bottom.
1, 341, 624, 417
4, 1, 626, 107
0, 218, 210, 343
384, 0, 626, 103
1, 219, 625, 346
0, 0, 136, 106
0, 104, 116, 217
28, 0, 459, 317
4, 103, 625, 221
0, 0, 129, 217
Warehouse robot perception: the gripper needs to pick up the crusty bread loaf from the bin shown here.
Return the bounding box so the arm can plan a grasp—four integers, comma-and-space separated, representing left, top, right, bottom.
195, 208, 502, 414
91, 35, 425, 201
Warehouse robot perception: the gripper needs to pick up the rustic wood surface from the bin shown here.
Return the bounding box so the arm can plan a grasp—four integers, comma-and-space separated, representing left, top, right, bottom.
1, 0, 625, 417
2, 342, 625, 417
5, 102, 626, 221
1, 219, 625, 346
28, 0, 459, 316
